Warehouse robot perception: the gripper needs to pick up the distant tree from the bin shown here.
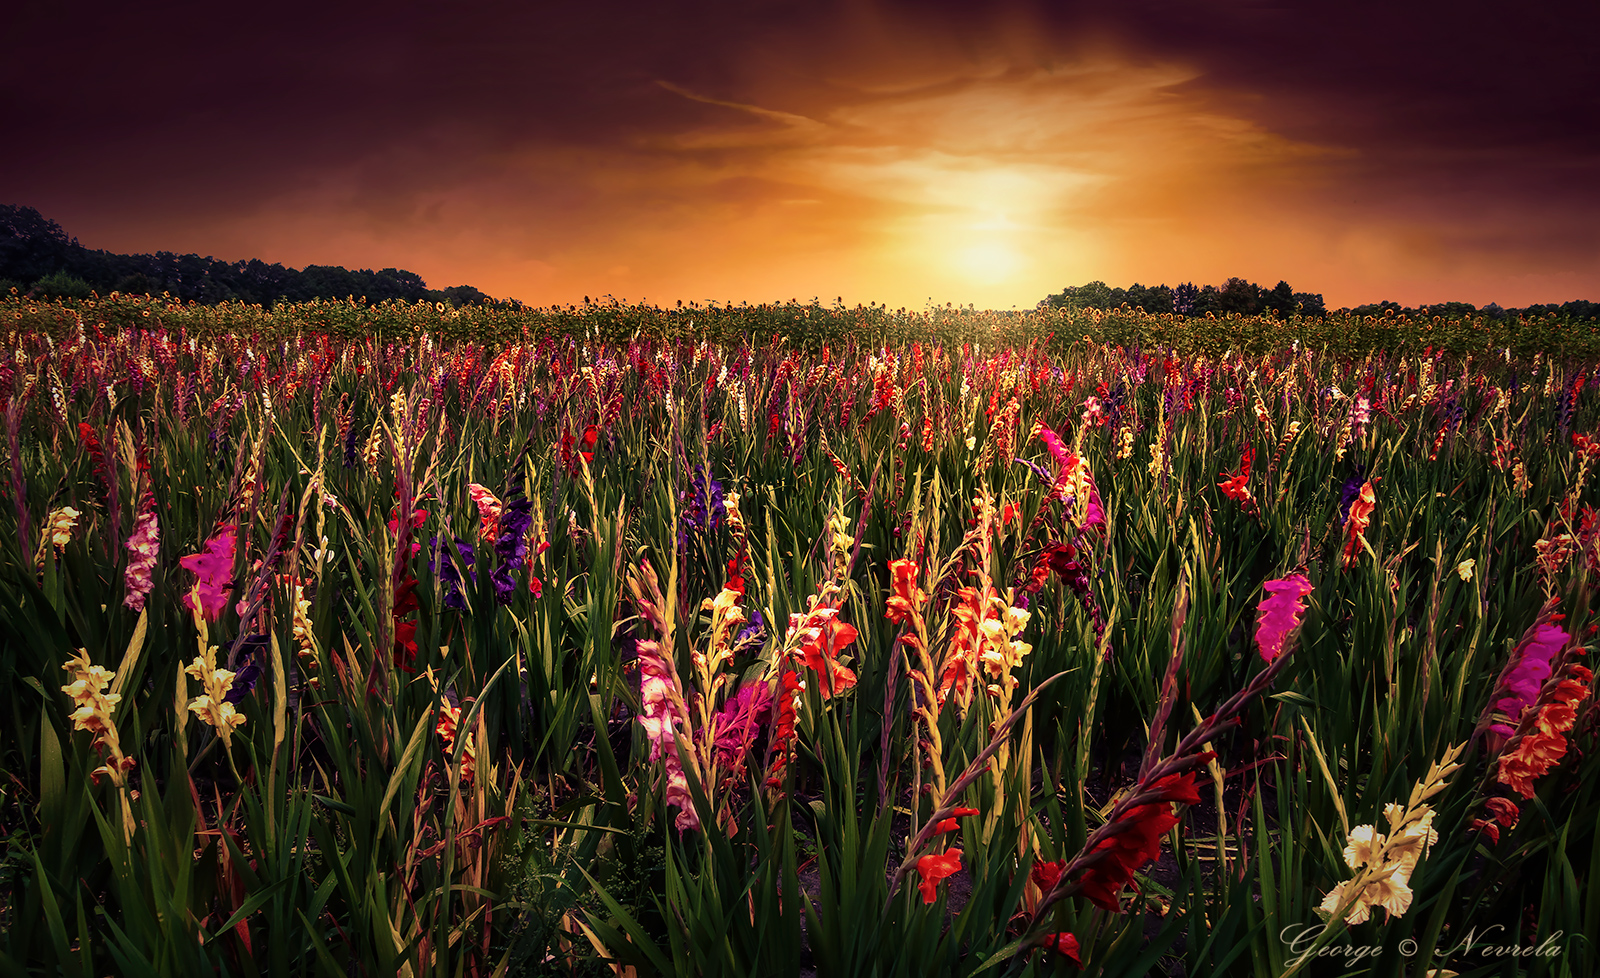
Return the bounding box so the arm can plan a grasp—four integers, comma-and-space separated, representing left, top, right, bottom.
1125, 283, 1174, 314
31, 269, 93, 300
437, 284, 492, 307
1218, 277, 1263, 315
1292, 292, 1327, 317
1264, 280, 1295, 317
114, 272, 156, 295
1172, 283, 1199, 316
0, 204, 499, 307
1195, 284, 1222, 316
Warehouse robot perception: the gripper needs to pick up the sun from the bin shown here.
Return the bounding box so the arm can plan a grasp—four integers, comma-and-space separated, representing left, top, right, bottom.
954, 239, 1023, 284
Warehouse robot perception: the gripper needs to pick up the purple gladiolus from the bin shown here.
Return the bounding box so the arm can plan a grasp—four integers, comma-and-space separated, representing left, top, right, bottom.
491, 496, 534, 604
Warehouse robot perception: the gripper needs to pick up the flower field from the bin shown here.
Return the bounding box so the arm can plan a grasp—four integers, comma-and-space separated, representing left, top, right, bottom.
2, 300, 1599, 977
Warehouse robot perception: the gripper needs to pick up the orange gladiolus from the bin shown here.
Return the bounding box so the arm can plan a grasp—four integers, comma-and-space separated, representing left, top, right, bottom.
1497, 665, 1591, 798
886, 558, 927, 624
1340, 479, 1378, 569
916, 848, 963, 903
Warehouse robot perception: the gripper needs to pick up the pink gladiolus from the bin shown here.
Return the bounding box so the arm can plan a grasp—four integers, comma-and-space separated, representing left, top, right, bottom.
1255, 573, 1314, 662
1035, 423, 1106, 531
179, 526, 237, 621
466, 483, 502, 543
637, 640, 699, 831
712, 680, 774, 768
122, 505, 160, 612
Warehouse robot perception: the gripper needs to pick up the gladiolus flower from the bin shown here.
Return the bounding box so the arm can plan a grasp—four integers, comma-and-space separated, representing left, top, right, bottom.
60, 648, 135, 786
185, 639, 247, 741
1486, 620, 1570, 740
764, 669, 804, 788
1217, 446, 1254, 506
1030, 859, 1066, 894
638, 639, 698, 831
1340, 480, 1377, 570
179, 525, 237, 621
436, 697, 477, 784
1077, 770, 1202, 911
36, 505, 83, 569
392, 573, 421, 671
916, 848, 962, 904
122, 502, 160, 612
1217, 471, 1252, 504
712, 680, 774, 768
1497, 664, 1591, 798
800, 618, 858, 698
1254, 573, 1314, 663
885, 558, 927, 624
1042, 933, 1082, 967
1317, 748, 1462, 925
933, 807, 981, 833
466, 483, 502, 542
1469, 796, 1520, 844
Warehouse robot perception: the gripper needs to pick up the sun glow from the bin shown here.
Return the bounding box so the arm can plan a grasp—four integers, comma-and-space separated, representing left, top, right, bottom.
953, 239, 1023, 283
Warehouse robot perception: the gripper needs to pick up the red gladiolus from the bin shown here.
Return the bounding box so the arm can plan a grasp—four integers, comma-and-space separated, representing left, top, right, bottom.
933, 806, 981, 833
765, 669, 804, 788
392, 574, 420, 672
1469, 796, 1521, 844
1030, 859, 1066, 893
801, 619, 858, 698
1043, 933, 1082, 967
916, 848, 962, 904
581, 424, 597, 463
1340, 479, 1378, 569
1077, 770, 1203, 912
1217, 471, 1251, 502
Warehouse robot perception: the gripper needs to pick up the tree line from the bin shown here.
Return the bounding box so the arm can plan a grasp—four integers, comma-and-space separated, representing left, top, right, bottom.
0, 205, 500, 308
1041, 278, 1600, 322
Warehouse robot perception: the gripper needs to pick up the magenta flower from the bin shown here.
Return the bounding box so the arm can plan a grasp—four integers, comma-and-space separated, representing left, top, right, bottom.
1255, 572, 1314, 663
1035, 423, 1106, 532
712, 680, 774, 769
1489, 621, 1569, 738
179, 525, 237, 621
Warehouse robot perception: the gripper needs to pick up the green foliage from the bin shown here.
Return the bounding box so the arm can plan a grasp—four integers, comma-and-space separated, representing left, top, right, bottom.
0, 319, 1597, 976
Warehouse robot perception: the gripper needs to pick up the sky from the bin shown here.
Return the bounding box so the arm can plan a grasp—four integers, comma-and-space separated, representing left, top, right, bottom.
3, 0, 1598, 310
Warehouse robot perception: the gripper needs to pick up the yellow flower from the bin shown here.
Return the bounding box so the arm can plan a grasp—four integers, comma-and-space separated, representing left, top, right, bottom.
185, 641, 246, 740
60, 648, 135, 786
1456, 558, 1475, 581
48, 506, 82, 547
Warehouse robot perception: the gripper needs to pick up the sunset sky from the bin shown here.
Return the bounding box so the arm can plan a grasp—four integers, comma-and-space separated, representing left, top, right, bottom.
4, 1, 1598, 310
